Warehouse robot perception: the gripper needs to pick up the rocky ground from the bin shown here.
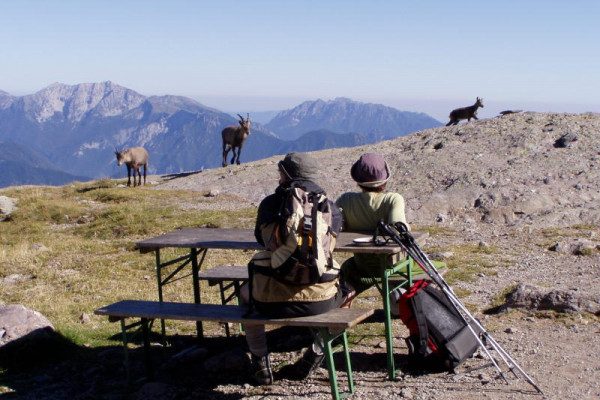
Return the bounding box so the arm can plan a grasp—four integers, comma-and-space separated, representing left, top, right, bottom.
2, 112, 599, 399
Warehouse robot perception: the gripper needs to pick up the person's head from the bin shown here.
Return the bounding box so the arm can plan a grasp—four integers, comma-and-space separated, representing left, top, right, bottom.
278, 152, 319, 184
350, 153, 391, 192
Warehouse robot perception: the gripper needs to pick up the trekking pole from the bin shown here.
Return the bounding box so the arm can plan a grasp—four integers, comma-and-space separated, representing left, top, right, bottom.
376, 221, 544, 394
376, 222, 510, 383
385, 223, 543, 392
399, 232, 526, 381
408, 244, 543, 393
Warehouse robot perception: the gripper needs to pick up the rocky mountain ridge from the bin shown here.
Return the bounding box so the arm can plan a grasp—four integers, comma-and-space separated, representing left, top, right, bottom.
156, 111, 600, 230
266, 97, 441, 141
23, 81, 146, 123
0, 83, 440, 186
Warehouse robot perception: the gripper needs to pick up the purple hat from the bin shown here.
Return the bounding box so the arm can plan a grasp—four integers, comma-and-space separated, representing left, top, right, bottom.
350, 153, 391, 187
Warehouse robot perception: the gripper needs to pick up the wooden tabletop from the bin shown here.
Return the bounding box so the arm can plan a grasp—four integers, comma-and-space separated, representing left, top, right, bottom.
136, 227, 427, 254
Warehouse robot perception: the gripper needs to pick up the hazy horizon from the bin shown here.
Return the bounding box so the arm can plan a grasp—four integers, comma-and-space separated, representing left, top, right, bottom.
3, 83, 598, 124
195, 94, 599, 123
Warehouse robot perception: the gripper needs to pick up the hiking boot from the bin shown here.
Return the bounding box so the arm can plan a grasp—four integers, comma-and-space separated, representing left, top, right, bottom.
291, 347, 325, 380
250, 353, 273, 385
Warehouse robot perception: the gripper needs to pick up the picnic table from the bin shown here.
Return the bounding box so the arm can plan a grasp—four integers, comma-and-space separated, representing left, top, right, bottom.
135, 227, 429, 379
135, 227, 426, 316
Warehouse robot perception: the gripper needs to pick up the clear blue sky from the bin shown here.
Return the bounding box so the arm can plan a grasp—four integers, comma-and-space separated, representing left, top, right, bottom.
1, 0, 598, 121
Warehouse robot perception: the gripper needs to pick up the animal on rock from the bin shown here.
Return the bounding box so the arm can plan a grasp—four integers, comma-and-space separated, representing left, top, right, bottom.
446, 97, 484, 126
114, 146, 148, 187
221, 113, 251, 167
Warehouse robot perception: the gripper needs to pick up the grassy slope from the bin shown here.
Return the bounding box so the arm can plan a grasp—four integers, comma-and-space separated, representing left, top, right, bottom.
0, 180, 256, 347
0, 179, 543, 349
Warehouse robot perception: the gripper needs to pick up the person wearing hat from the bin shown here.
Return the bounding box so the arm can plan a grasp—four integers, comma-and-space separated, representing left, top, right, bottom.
336, 153, 409, 304
241, 152, 345, 385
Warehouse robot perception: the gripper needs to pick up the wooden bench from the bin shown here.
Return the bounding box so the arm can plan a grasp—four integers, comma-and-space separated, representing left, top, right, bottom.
95, 300, 374, 400
198, 260, 447, 380
198, 265, 247, 304
198, 265, 443, 291
198, 266, 248, 336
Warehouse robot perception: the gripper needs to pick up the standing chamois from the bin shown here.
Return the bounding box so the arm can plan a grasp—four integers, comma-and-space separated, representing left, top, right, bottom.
221, 113, 251, 167
446, 97, 484, 126
114, 146, 148, 187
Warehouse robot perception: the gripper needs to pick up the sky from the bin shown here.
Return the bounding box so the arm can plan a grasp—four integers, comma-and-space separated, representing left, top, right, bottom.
1, 0, 599, 122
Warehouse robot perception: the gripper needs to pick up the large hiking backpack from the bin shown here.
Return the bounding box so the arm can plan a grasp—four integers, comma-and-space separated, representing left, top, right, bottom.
397, 280, 480, 370
250, 185, 339, 285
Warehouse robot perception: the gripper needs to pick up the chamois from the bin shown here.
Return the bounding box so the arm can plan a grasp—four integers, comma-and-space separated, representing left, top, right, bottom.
446, 97, 484, 126
114, 146, 148, 187
221, 113, 251, 167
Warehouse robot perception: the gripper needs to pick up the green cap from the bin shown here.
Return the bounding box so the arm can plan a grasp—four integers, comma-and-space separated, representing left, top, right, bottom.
278, 152, 319, 182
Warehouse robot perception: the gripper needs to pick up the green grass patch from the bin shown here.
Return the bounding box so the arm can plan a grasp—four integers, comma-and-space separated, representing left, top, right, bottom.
535, 224, 599, 248
0, 182, 256, 350
411, 224, 457, 237
534, 310, 600, 324
489, 284, 519, 309
434, 241, 511, 285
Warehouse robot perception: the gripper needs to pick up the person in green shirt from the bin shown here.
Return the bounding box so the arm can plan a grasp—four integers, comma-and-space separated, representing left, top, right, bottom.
336, 153, 410, 305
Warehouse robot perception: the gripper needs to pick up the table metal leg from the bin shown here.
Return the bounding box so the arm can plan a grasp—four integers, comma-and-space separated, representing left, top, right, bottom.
153, 247, 208, 339
120, 319, 131, 383
312, 327, 354, 400
380, 257, 414, 380
141, 318, 153, 377
155, 250, 166, 338
119, 317, 153, 382
382, 267, 396, 380
190, 248, 204, 338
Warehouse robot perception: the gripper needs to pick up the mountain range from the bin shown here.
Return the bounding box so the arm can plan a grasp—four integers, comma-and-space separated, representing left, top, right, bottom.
0, 82, 442, 187
266, 97, 440, 141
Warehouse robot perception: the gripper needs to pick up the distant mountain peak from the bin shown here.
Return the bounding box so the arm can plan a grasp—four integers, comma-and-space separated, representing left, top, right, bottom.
0, 90, 14, 109
25, 81, 146, 123
331, 97, 353, 103
0, 82, 442, 186
266, 97, 442, 141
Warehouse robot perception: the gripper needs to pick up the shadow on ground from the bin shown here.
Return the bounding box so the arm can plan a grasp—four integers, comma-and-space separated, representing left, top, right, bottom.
158, 170, 203, 182
0, 324, 425, 399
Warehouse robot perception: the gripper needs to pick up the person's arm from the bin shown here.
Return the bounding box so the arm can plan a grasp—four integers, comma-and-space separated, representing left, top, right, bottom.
254, 193, 281, 245
334, 195, 348, 231
254, 203, 265, 245
329, 199, 343, 234
388, 193, 409, 229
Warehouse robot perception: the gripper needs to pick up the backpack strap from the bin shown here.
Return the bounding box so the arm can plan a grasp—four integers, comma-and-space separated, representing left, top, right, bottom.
409, 282, 431, 357
298, 190, 316, 258
310, 193, 319, 259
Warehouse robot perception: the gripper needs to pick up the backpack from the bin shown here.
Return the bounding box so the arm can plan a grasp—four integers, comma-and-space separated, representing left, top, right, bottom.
250, 184, 339, 286
397, 280, 480, 371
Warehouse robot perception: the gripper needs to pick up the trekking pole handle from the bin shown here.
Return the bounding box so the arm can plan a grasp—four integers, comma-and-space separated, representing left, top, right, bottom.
392, 220, 410, 234
376, 220, 415, 246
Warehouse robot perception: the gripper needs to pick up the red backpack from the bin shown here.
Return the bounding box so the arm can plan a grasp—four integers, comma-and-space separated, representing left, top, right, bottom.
397, 280, 480, 370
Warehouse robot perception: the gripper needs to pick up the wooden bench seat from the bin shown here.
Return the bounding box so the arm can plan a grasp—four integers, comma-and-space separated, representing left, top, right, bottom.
198, 265, 248, 283
197, 262, 447, 380
95, 300, 371, 329
197, 264, 445, 287
95, 300, 374, 400
197, 266, 247, 336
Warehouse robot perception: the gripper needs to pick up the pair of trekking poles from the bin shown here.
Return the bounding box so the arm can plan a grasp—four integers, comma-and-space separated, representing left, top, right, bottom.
374, 221, 543, 394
